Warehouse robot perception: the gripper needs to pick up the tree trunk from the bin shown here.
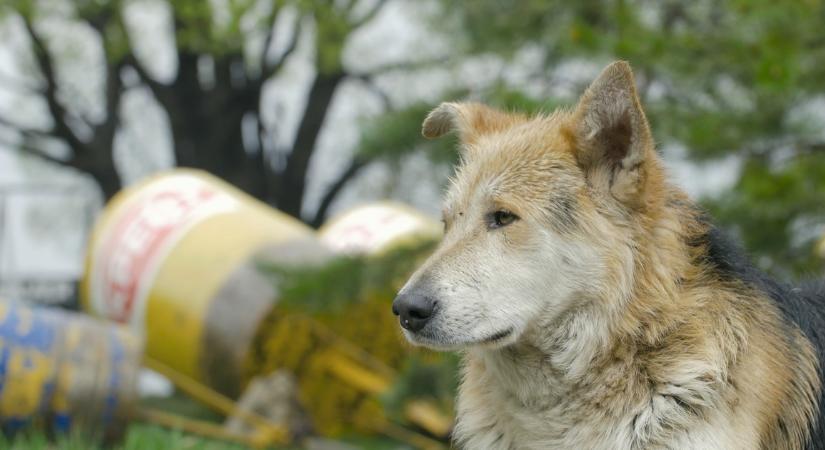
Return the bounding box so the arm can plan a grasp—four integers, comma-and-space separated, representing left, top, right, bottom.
161, 53, 271, 202
276, 72, 344, 219
88, 156, 122, 200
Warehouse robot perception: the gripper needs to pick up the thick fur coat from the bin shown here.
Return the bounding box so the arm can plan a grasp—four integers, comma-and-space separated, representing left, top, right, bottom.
393, 61, 825, 449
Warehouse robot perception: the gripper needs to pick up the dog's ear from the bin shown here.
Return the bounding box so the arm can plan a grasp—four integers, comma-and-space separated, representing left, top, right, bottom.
572, 61, 655, 208
422, 102, 517, 143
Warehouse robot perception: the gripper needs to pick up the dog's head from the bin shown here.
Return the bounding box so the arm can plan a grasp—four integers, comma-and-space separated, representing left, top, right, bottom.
393, 61, 663, 350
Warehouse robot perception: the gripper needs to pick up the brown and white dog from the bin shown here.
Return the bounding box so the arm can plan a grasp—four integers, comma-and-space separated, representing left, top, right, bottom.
392, 61, 825, 449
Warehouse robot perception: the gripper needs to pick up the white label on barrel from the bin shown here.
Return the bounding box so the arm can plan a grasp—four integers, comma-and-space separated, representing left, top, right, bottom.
319, 204, 435, 255
88, 175, 239, 326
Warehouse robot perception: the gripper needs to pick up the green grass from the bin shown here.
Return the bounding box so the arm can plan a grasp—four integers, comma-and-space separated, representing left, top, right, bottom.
1, 424, 266, 450
0, 395, 412, 450
1, 425, 408, 450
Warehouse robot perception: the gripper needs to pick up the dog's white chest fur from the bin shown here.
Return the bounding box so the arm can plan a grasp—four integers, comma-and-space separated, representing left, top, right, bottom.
453, 349, 758, 450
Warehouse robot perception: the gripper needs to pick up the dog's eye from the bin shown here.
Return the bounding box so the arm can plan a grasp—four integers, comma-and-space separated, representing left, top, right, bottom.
489, 210, 518, 229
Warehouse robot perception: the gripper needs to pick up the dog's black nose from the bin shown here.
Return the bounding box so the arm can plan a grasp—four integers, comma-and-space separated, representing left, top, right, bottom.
392, 292, 436, 332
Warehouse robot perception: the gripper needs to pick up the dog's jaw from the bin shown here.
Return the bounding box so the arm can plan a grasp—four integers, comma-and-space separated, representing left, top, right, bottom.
402, 324, 521, 351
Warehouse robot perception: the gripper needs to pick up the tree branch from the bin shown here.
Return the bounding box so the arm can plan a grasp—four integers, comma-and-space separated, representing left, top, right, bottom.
276, 71, 345, 217
349, 56, 449, 79
262, 17, 302, 81
20, 16, 87, 153
124, 53, 166, 91
0, 136, 76, 169
106, 2, 169, 98
117, 10, 176, 116
309, 156, 369, 227
349, 73, 392, 109
0, 115, 55, 141
260, 5, 281, 71
350, 0, 388, 28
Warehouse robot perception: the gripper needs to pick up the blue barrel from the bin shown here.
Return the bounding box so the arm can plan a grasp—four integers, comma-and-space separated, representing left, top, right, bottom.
0, 299, 143, 440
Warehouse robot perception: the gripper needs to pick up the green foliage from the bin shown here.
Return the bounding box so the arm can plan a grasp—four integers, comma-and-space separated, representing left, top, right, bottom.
354, 86, 557, 168
256, 239, 458, 438
433, 0, 825, 276
259, 239, 438, 314
707, 154, 825, 277
357, 102, 458, 164
380, 354, 460, 421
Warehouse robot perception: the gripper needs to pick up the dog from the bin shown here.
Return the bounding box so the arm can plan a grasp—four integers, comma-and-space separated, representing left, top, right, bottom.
392, 61, 825, 449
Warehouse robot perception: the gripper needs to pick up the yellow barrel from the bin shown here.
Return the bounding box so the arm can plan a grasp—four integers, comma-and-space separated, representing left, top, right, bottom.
0, 299, 142, 440
318, 202, 442, 256
81, 169, 331, 396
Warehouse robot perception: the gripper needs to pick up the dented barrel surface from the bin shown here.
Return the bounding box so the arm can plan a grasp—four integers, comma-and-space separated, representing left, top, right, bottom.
0, 300, 142, 439
82, 169, 331, 396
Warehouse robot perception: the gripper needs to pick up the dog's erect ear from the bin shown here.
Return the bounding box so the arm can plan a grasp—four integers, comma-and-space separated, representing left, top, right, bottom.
572, 61, 655, 207
422, 102, 517, 143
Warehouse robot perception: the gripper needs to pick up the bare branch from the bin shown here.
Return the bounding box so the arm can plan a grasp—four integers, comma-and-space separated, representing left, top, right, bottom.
20, 16, 87, 153
110, 5, 170, 101
124, 54, 169, 96
348, 73, 392, 109
0, 113, 54, 136
0, 136, 74, 168
309, 157, 369, 227
259, 5, 281, 71
262, 17, 303, 80
349, 56, 449, 79
276, 71, 345, 217
350, 0, 388, 28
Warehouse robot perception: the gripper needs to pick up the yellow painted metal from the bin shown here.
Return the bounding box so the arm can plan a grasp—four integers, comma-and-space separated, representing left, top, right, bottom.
403, 400, 454, 439
143, 356, 288, 445
137, 407, 276, 449
82, 169, 320, 394
322, 351, 392, 395
142, 211, 304, 383
364, 418, 447, 450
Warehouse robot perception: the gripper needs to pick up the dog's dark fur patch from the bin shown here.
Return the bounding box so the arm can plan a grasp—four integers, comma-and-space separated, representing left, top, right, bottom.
550, 194, 578, 232
697, 222, 825, 448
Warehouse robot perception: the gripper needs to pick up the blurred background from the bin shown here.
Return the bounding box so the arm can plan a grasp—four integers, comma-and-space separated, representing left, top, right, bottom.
1, 0, 825, 449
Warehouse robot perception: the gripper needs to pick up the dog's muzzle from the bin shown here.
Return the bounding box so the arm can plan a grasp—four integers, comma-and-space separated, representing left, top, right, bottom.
392, 292, 436, 332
